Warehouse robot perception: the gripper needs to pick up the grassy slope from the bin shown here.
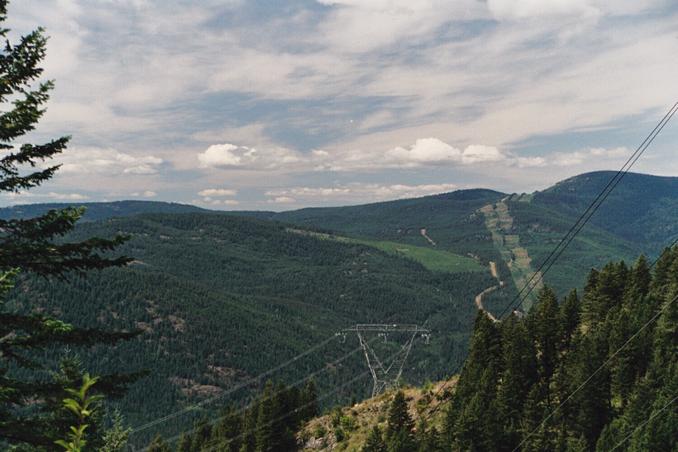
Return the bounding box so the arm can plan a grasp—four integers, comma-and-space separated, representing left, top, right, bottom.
268, 189, 506, 260
299, 381, 454, 451
286, 229, 484, 273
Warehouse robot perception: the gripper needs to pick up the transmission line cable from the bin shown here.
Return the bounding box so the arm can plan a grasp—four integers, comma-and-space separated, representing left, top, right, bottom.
130, 334, 337, 434
496, 101, 678, 319
650, 235, 678, 268
609, 393, 678, 452
424, 130, 678, 421
512, 291, 678, 451
140, 338, 373, 448
154, 340, 397, 452
199, 367, 373, 452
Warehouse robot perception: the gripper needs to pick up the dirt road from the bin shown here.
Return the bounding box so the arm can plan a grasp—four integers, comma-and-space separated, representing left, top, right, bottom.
420, 228, 437, 246
474, 260, 503, 322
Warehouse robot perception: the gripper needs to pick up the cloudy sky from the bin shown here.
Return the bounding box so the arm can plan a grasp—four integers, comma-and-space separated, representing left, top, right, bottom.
5, 0, 678, 209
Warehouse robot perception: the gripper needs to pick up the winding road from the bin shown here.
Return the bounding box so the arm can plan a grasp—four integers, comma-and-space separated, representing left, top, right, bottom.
474, 261, 503, 322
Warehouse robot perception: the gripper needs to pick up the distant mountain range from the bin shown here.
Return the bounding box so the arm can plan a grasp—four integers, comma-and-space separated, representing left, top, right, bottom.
5, 171, 678, 444
0, 200, 206, 221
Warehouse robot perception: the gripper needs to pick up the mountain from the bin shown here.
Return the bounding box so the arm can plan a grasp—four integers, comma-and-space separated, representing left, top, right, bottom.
7, 171, 678, 446
532, 170, 678, 251
161, 244, 678, 452
0, 200, 207, 221
8, 212, 493, 445
240, 172, 677, 308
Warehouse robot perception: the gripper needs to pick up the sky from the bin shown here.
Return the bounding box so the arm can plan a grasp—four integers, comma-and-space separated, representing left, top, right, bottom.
4, 0, 678, 210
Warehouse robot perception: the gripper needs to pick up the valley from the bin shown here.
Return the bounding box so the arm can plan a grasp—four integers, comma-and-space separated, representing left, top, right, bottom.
3, 171, 678, 448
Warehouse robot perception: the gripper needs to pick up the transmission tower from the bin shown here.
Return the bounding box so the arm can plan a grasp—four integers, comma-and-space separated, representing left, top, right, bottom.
337, 324, 430, 397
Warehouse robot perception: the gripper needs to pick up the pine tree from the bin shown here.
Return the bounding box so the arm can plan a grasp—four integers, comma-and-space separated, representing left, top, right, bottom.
416, 424, 442, 452
255, 381, 276, 452
559, 289, 580, 350
569, 331, 611, 448
497, 314, 537, 449
176, 432, 192, 452
299, 379, 319, 421
211, 406, 242, 452
146, 434, 171, 452
362, 425, 386, 452
528, 287, 560, 387
190, 419, 212, 450
100, 411, 131, 452
444, 311, 502, 449
0, 0, 138, 447
385, 391, 416, 452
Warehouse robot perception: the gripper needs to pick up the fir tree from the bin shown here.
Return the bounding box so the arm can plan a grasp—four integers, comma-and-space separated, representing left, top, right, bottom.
362, 425, 386, 452
176, 433, 192, 452
0, 0, 138, 447
559, 289, 580, 350
100, 411, 131, 452
211, 406, 242, 452
497, 314, 537, 449
385, 391, 415, 452
146, 434, 171, 452
528, 287, 560, 387
299, 379, 319, 421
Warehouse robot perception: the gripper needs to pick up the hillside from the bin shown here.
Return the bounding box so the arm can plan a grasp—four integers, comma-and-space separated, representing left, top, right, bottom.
532, 171, 678, 251
5, 171, 678, 448
7, 212, 494, 446
238, 172, 678, 305
298, 381, 453, 451
142, 245, 678, 451
0, 200, 207, 221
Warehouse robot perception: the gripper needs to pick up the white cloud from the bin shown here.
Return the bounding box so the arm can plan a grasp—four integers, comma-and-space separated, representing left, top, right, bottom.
514, 156, 548, 168
386, 138, 461, 164
2, 191, 88, 202
197, 138, 508, 173
550, 146, 629, 166
268, 196, 296, 204
197, 144, 302, 170
460, 145, 507, 164
192, 197, 240, 207
266, 182, 459, 205
131, 190, 157, 197
198, 188, 238, 197
315, 0, 488, 53
486, 0, 600, 20
56, 147, 163, 176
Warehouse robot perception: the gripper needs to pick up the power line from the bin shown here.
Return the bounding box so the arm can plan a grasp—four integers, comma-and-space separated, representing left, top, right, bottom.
158, 342, 403, 452
421, 101, 678, 423
143, 339, 372, 449
650, 235, 678, 268
130, 334, 337, 435
512, 291, 678, 451
424, 237, 678, 421
200, 367, 373, 452
496, 101, 678, 319
610, 393, 678, 452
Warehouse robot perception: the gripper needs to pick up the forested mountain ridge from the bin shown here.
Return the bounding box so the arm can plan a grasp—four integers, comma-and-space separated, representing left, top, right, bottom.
7, 212, 494, 445
0, 200, 207, 221
251, 171, 677, 298
173, 246, 676, 452
6, 171, 678, 448
533, 170, 678, 251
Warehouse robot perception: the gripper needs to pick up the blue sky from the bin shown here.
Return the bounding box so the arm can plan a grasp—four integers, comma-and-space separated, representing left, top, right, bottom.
5, 0, 678, 209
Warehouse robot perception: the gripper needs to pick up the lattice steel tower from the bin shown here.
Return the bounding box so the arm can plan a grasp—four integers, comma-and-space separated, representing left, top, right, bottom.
337, 324, 430, 397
